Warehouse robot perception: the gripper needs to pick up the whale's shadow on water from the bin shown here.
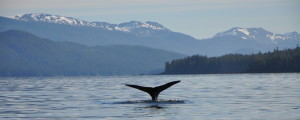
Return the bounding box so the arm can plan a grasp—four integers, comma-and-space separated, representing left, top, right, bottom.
113, 99, 185, 104
112, 99, 186, 109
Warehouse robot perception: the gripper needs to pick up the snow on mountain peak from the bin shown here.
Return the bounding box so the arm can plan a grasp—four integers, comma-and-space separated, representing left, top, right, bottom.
118, 21, 167, 32
213, 27, 299, 44
214, 27, 254, 38
146, 21, 165, 28
236, 28, 250, 36
11, 13, 168, 32
13, 13, 97, 27
214, 27, 275, 39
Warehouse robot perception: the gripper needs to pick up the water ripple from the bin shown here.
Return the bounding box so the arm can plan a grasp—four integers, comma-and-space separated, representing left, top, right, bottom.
0, 73, 299, 119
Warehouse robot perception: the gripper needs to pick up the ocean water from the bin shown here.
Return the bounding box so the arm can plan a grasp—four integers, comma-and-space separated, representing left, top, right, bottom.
0, 73, 299, 119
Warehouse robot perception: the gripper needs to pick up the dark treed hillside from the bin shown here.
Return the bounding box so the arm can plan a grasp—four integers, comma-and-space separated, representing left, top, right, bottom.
0, 30, 185, 77
163, 47, 300, 74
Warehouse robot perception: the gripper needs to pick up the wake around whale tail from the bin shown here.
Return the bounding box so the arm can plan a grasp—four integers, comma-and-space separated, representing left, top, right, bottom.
125, 81, 180, 101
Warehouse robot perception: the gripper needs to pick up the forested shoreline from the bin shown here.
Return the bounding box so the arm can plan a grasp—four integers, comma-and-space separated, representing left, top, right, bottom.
162, 46, 300, 74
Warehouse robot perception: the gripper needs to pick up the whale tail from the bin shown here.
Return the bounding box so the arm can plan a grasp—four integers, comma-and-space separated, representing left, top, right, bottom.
125, 80, 180, 101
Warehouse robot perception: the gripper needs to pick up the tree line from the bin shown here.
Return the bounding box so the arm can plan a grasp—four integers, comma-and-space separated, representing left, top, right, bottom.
162, 46, 300, 74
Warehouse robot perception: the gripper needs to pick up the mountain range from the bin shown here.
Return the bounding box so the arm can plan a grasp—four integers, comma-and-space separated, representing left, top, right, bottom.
1, 13, 299, 76
214, 27, 299, 45
0, 30, 184, 76
0, 13, 300, 56
205, 27, 300, 55
2, 13, 299, 56
11, 13, 168, 33
1, 13, 300, 56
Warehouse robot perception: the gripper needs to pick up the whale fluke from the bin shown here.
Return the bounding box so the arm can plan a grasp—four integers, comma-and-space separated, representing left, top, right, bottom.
125, 80, 180, 101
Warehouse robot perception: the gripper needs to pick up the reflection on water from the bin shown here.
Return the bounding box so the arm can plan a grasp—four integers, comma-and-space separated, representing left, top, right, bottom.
0, 73, 300, 119
112, 99, 186, 104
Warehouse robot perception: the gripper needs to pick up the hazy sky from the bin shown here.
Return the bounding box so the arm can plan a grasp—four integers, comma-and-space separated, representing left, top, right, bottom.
0, 0, 299, 39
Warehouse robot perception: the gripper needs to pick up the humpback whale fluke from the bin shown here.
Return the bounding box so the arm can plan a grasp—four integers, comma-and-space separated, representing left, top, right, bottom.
125, 81, 180, 101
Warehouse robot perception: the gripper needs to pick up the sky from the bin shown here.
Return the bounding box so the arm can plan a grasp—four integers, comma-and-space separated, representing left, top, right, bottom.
0, 0, 299, 39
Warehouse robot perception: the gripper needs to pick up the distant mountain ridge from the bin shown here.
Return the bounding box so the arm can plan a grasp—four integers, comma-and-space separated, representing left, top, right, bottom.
0, 13, 199, 55
0, 30, 185, 76
1, 13, 300, 56
13, 13, 97, 27
10, 13, 168, 34
214, 27, 300, 44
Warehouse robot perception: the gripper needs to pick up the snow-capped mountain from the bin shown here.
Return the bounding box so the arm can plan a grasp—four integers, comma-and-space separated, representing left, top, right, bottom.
10, 13, 168, 34
117, 21, 168, 36
13, 13, 97, 27
1, 13, 300, 56
118, 21, 167, 31
214, 27, 300, 44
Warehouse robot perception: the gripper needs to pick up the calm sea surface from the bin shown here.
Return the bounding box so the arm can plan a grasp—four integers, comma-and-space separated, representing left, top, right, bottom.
0, 73, 299, 119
